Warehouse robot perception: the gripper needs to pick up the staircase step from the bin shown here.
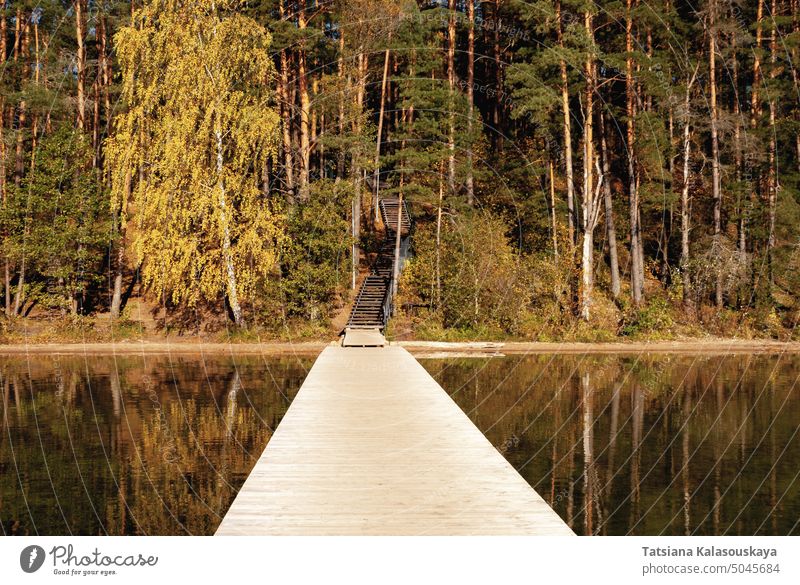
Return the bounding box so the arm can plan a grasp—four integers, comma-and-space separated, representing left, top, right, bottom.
346, 200, 413, 330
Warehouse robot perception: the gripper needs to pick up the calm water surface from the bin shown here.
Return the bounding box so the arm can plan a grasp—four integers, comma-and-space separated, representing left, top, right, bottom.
2, 352, 798, 535
424, 353, 800, 536
0, 354, 313, 535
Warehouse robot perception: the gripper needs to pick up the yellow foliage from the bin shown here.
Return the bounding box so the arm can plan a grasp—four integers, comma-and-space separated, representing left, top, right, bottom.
106, 0, 283, 310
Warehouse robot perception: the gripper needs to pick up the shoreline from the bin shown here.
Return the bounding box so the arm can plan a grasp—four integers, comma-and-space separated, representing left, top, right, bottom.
0, 338, 798, 356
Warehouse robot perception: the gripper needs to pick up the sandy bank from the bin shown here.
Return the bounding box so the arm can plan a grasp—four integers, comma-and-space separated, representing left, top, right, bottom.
0, 337, 798, 356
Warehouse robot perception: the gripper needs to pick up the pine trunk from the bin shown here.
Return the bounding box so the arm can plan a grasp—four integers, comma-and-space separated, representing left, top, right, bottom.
1, 11, 7, 315
447, 0, 456, 194
337, 29, 346, 181
373, 48, 391, 221
466, 0, 475, 205
297, 9, 310, 202
492, 0, 503, 152
600, 111, 620, 298
75, 0, 87, 131
549, 159, 559, 259
435, 172, 444, 309
766, 0, 778, 287
626, 0, 643, 304
352, 51, 368, 192
556, 1, 576, 246
680, 69, 697, 309
732, 40, 746, 257
279, 48, 294, 199
709, 2, 723, 307
13, 19, 27, 316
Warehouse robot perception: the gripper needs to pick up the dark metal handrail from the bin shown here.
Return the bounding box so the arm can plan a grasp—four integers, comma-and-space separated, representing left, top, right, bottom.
381, 274, 394, 324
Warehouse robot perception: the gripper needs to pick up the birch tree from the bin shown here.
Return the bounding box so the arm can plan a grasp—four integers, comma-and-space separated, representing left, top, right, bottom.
107, 0, 283, 327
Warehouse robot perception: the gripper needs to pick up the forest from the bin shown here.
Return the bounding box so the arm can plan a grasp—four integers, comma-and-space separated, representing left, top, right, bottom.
1, 0, 799, 342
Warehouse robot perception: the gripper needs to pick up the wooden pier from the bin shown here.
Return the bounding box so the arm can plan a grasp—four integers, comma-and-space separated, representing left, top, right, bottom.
216, 345, 573, 535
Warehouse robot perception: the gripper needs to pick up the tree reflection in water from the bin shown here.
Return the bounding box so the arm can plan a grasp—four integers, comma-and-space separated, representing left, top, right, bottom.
425, 353, 800, 536
0, 354, 312, 535
2, 352, 798, 536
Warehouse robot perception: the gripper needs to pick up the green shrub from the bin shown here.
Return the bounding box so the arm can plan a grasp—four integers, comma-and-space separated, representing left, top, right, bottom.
622, 297, 675, 338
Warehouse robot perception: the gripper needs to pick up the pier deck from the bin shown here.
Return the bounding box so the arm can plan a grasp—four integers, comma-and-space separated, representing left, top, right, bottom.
215, 346, 573, 535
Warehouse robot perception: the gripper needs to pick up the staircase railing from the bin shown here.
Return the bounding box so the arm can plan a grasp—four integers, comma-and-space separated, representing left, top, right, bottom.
345, 198, 412, 331
382, 273, 394, 323
402, 199, 412, 233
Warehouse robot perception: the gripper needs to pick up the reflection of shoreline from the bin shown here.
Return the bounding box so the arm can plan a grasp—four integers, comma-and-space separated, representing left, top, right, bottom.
401, 340, 800, 355
0, 339, 799, 356
431, 354, 800, 536
144, 375, 180, 464
0, 354, 307, 535
0, 342, 328, 355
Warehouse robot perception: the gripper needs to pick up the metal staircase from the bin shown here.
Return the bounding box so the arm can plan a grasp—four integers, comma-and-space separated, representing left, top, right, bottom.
344, 197, 412, 332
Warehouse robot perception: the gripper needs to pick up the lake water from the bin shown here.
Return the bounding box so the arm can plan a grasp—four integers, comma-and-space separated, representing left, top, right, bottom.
423, 353, 800, 536
1, 352, 798, 535
0, 354, 313, 535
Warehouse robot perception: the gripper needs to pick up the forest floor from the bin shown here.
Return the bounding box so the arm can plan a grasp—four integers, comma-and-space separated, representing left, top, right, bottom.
2, 294, 798, 354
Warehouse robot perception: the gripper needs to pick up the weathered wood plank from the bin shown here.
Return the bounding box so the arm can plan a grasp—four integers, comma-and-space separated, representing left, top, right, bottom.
341, 328, 386, 347
216, 346, 573, 535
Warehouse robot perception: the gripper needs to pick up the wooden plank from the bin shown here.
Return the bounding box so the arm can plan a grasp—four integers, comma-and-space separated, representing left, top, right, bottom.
216, 346, 573, 535
341, 328, 386, 347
